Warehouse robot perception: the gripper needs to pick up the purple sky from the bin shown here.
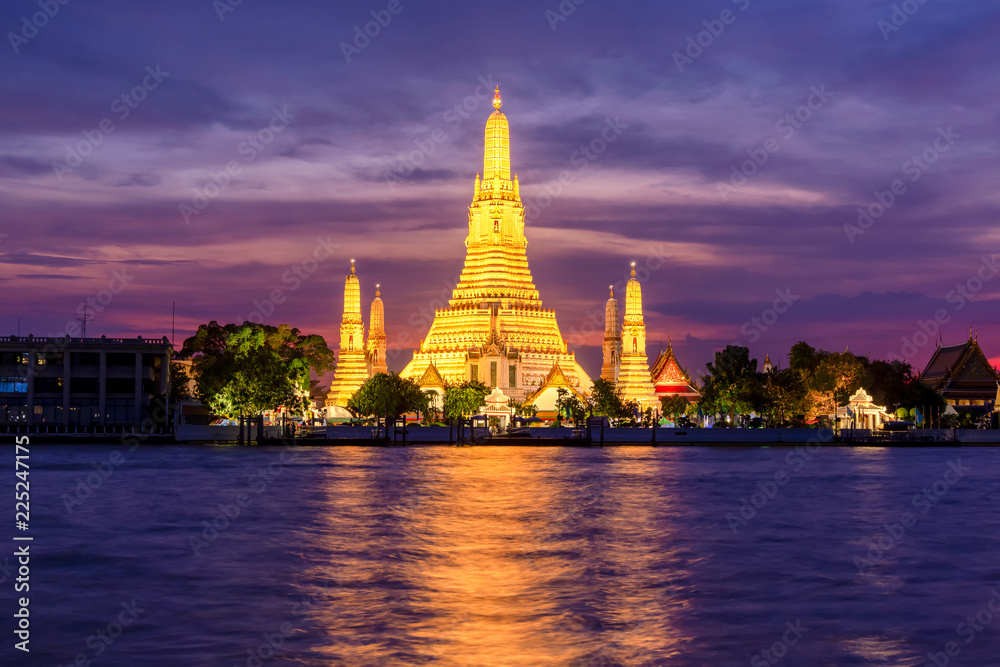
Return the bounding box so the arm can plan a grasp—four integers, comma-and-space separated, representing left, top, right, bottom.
1, 0, 998, 381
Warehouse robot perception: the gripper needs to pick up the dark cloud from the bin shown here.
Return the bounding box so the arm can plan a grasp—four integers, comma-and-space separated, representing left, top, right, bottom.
0, 0, 997, 376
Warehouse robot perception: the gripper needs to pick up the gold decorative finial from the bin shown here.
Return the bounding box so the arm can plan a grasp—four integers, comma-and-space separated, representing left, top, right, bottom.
630, 261, 636, 277
493, 86, 502, 110
350, 258, 355, 275
609, 284, 614, 297
376, 283, 381, 297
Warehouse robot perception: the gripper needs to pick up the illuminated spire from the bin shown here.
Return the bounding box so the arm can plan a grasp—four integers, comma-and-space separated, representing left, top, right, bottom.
344, 260, 360, 316
618, 261, 655, 404
625, 262, 643, 324
483, 85, 511, 184
602, 284, 622, 383
326, 260, 368, 407
368, 283, 387, 375
371, 284, 384, 331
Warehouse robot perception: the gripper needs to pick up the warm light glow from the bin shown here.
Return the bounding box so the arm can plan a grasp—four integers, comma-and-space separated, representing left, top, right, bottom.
400, 92, 592, 397
326, 261, 368, 407
618, 264, 655, 405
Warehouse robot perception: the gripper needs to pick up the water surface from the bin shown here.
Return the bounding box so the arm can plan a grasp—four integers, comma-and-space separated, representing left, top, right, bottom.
2, 443, 999, 666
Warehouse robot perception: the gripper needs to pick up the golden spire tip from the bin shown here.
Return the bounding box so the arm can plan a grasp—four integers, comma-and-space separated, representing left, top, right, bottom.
493, 86, 502, 111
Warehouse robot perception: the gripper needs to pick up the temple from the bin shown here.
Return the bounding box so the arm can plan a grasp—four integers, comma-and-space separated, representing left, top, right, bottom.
325, 260, 373, 408
650, 341, 700, 404
614, 263, 656, 406
919, 333, 999, 409
400, 87, 592, 399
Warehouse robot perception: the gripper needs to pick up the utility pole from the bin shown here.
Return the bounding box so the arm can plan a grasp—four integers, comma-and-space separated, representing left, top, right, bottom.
77, 306, 94, 339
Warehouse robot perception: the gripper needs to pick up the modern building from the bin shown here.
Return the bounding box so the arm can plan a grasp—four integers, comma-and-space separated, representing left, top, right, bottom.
0, 335, 171, 427
400, 87, 592, 399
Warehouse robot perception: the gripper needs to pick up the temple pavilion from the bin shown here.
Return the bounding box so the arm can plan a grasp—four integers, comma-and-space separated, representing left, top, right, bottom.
649, 342, 700, 404
919, 333, 999, 409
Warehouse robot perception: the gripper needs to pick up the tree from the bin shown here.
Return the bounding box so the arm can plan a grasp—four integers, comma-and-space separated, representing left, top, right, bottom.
788, 341, 822, 378
348, 373, 428, 429
699, 345, 761, 423
555, 388, 586, 426
811, 351, 865, 420
759, 368, 808, 427
444, 381, 489, 421
590, 378, 629, 419
660, 394, 688, 422
443, 381, 489, 442
178, 321, 335, 440
863, 359, 912, 411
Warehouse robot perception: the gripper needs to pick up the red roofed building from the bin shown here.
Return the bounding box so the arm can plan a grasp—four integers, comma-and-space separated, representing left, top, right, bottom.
649, 343, 700, 404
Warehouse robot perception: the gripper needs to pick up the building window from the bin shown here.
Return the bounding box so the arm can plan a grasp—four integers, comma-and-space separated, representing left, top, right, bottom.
490, 361, 498, 387
71, 352, 100, 366
69, 397, 100, 426
471, 365, 478, 383
349, 335, 354, 351
33, 397, 63, 423
0, 397, 28, 424
0, 353, 27, 365
633, 338, 638, 354
105, 398, 134, 424
0, 377, 28, 393
107, 353, 135, 367
70, 377, 100, 394
106, 378, 135, 394
509, 365, 516, 388
33, 377, 63, 393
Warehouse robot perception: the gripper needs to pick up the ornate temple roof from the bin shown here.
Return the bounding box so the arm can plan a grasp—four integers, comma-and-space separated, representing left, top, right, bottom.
649, 343, 700, 399
919, 335, 999, 401
524, 363, 585, 405
416, 363, 447, 389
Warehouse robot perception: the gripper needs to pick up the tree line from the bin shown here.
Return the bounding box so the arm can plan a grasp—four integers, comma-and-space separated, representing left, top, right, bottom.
697, 342, 945, 427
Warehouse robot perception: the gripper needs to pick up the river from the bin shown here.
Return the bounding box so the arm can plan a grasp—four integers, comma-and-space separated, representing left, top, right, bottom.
2, 443, 999, 666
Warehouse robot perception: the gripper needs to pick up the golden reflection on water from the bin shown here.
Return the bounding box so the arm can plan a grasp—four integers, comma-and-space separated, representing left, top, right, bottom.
300, 447, 687, 666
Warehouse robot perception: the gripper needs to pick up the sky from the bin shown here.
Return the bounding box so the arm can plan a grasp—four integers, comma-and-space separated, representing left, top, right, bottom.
1, 0, 998, 382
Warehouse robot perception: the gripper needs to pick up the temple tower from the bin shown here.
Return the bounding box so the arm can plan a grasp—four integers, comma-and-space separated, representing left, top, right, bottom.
325, 260, 370, 407
401, 86, 592, 399
367, 284, 388, 376
616, 262, 655, 406
601, 285, 622, 383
